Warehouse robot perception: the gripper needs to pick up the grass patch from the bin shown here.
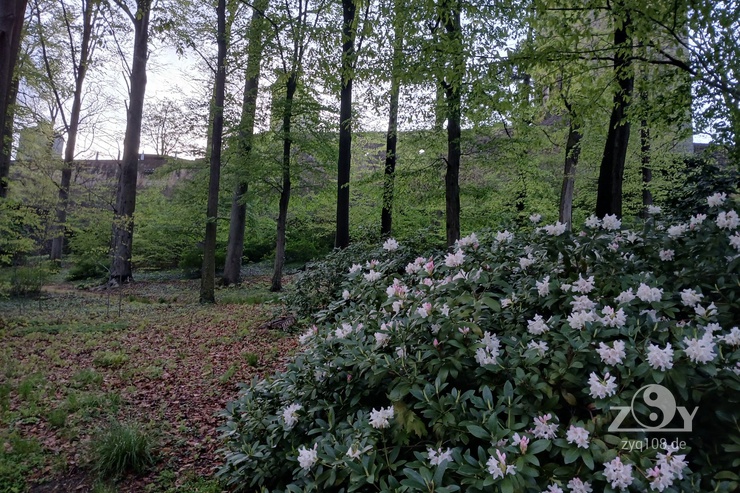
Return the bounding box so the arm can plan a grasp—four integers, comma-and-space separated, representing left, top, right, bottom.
47, 406, 68, 428
93, 351, 129, 368
17, 373, 45, 401
72, 368, 104, 388
91, 421, 156, 479
0, 432, 44, 491
218, 364, 238, 384
10, 321, 128, 337
243, 351, 259, 366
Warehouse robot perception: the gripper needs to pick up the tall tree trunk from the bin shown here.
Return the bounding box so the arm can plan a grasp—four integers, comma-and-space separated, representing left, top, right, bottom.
640, 116, 652, 210
200, 0, 227, 303
441, 0, 462, 247
270, 74, 297, 292
381, 0, 403, 237
335, 0, 356, 249
222, 0, 268, 285
559, 107, 582, 229
51, 0, 97, 261
595, 2, 633, 218
0, 0, 28, 198
110, 1, 151, 283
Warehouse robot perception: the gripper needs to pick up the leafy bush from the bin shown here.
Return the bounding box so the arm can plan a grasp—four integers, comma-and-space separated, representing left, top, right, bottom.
283, 228, 445, 318
91, 421, 155, 479
0, 264, 51, 297
219, 197, 740, 492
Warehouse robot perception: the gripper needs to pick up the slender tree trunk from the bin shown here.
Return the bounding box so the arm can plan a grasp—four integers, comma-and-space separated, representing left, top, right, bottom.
222, 0, 268, 285
51, 0, 97, 261
381, 0, 403, 237
441, 0, 463, 247
0, 0, 28, 198
640, 117, 652, 210
270, 75, 297, 292
595, 2, 633, 218
559, 109, 582, 229
335, 0, 356, 249
110, 3, 151, 283
200, 0, 227, 303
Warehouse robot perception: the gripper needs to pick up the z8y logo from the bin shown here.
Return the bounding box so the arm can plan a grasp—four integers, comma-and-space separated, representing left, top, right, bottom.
608, 384, 698, 433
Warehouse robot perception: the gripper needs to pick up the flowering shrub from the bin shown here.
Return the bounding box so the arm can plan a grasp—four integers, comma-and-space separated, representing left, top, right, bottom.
219, 197, 740, 492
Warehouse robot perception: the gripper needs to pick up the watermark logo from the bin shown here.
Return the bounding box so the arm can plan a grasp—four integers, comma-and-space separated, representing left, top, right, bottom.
608, 384, 698, 433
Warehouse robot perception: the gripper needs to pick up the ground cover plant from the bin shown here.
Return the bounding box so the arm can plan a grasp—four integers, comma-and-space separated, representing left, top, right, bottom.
0, 273, 297, 492
219, 194, 740, 492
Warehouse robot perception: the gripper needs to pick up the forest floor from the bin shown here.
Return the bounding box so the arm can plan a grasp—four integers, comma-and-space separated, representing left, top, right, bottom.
0, 271, 300, 492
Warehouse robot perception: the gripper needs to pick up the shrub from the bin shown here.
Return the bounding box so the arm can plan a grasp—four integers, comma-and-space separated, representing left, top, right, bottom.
219, 198, 740, 492
283, 227, 445, 318
0, 264, 51, 297
91, 421, 155, 479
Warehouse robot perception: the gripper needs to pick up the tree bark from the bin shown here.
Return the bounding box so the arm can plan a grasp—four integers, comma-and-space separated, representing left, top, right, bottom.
0, 0, 28, 198
222, 0, 268, 285
640, 117, 652, 210
559, 108, 582, 229
270, 74, 297, 292
51, 0, 98, 261
381, 0, 403, 237
595, 3, 633, 219
441, 0, 463, 247
335, 0, 356, 249
110, 0, 151, 283
200, 0, 227, 303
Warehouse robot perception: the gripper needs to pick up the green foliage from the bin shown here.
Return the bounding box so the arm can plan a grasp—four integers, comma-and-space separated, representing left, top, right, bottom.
92, 352, 129, 369
0, 432, 44, 492
91, 421, 156, 479
0, 263, 52, 297
661, 156, 739, 218
67, 206, 113, 281
220, 197, 740, 492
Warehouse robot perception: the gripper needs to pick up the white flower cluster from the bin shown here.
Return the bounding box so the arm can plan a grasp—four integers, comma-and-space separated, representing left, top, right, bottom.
542, 221, 567, 236
475, 332, 501, 366
486, 450, 516, 479
530, 413, 558, 439
647, 446, 688, 491
456, 232, 479, 250
427, 447, 453, 466
603, 456, 634, 490
282, 403, 302, 429
536, 275, 550, 297
527, 314, 550, 335
444, 250, 465, 267
382, 238, 399, 251
716, 210, 739, 230
683, 333, 716, 363
636, 283, 663, 302
596, 340, 626, 365
297, 444, 318, 470
369, 406, 394, 429
566, 425, 590, 449
646, 343, 674, 371
588, 371, 617, 399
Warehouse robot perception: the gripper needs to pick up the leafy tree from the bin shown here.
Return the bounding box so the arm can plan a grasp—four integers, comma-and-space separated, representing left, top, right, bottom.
200, 0, 228, 303
334, 0, 358, 249
222, 0, 269, 286
0, 0, 29, 198
109, 0, 153, 283
30, 0, 103, 261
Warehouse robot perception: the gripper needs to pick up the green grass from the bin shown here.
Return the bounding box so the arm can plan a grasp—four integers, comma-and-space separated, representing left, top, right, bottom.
72, 368, 104, 388
0, 432, 45, 491
93, 351, 129, 368
91, 421, 156, 479
47, 406, 68, 428
243, 351, 259, 366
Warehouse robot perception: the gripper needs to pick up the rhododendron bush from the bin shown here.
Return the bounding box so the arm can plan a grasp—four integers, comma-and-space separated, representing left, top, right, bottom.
219, 196, 740, 493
